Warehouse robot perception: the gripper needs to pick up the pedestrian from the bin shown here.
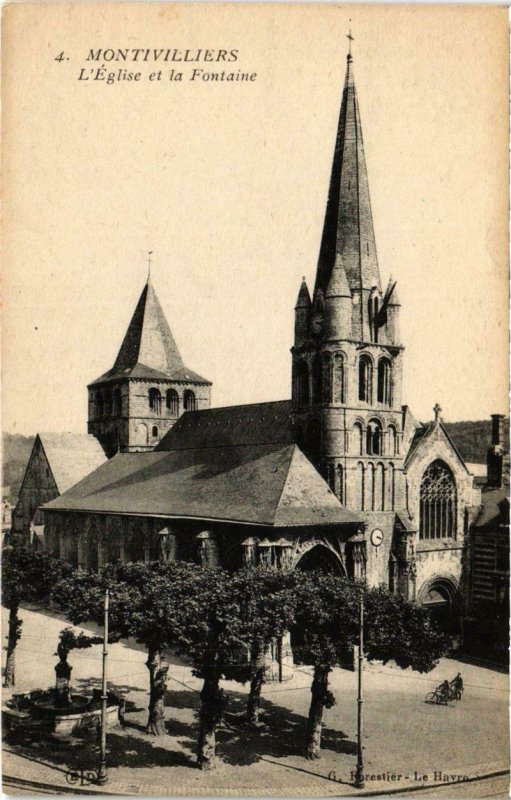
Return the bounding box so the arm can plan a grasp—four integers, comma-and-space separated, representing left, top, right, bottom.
453, 672, 463, 699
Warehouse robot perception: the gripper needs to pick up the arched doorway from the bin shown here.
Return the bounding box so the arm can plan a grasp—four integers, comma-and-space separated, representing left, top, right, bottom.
295, 543, 346, 576
419, 576, 460, 635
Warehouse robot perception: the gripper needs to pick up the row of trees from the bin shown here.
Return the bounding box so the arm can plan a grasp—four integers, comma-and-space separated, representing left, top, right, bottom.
3, 547, 448, 769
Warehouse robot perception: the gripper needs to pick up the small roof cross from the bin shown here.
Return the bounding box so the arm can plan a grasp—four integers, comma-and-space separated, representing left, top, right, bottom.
147, 251, 153, 279
433, 403, 442, 423
346, 27, 354, 57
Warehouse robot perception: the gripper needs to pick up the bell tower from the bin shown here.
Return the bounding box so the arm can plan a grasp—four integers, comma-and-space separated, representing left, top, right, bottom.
291, 48, 405, 514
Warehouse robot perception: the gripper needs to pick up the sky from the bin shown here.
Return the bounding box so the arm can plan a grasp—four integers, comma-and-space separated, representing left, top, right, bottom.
2, 3, 509, 436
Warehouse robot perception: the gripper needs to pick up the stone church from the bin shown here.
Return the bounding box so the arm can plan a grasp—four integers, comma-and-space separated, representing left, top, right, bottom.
42, 50, 481, 631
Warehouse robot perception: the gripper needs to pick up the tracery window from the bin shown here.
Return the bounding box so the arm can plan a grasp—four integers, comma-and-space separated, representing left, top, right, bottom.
149, 388, 162, 414
166, 389, 179, 415
295, 360, 309, 408
419, 460, 457, 540
358, 356, 372, 403
184, 390, 197, 411
377, 358, 392, 405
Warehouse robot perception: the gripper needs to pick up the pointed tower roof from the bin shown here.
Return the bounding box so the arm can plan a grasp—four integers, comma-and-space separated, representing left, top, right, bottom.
90, 278, 210, 385
295, 277, 312, 309
314, 51, 381, 297
326, 255, 351, 298
386, 276, 401, 306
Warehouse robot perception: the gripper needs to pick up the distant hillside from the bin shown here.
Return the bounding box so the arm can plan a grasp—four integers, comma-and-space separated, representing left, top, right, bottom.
2, 433, 35, 501
444, 419, 509, 464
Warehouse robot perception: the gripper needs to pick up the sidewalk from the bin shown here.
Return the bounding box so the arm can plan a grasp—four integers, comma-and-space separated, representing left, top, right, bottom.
3, 746, 509, 797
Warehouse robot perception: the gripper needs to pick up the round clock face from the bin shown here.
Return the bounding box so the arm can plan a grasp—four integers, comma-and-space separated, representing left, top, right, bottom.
371, 528, 384, 547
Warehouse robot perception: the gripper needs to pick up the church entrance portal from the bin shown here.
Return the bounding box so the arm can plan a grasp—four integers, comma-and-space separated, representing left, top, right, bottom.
419, 577, 460, 635
295, 543, 346, 576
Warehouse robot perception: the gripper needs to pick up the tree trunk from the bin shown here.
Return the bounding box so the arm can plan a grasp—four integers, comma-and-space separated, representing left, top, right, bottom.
197, 672, 222, 770
246, 666, 266, 725
145, 647, 168, 735
304, 665, 331, 760
4, 606, 21, 688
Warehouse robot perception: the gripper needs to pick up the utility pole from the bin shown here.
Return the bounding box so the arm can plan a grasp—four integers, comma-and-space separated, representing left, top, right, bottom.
97, 590, 109, 785
354, 593, 365, 789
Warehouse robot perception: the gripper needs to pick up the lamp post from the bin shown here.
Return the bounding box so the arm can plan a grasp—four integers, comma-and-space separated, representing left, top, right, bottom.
97, 590, 109, 785
354, 593, 365, 789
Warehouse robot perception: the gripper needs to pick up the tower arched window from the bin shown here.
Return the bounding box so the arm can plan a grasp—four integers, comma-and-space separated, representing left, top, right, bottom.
366, 418, 383, 456
184, 390, 197, 411
312, 354, 323, 405
358, 355, 373, 403
149, 388, 162, 414
152, 425, 159, 439
97, 392, 104, 419
376, 462, 385, 511
323, 353, 333, 404
113, 388, 121, 417
166, 389, 179, 415
419, 460, 457, 540
334, 353, 345, 403
326, 462, 335, 492
388, 424, 398, 456
377, 358, 392, 405
295, 360, 309, 408
353, 422, 364, 456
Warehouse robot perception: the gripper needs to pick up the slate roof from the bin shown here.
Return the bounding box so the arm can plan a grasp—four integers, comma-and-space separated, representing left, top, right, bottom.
43, 441, 362, 528
89, 279, 210, 386
156, 400, 294, 451
38, 433, 107, 494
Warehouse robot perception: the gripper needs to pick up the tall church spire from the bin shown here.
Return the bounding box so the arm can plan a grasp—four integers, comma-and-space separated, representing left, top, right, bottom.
314, 49, 381, 298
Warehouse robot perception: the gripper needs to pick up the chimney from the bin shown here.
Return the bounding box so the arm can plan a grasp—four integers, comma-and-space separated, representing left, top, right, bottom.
487, 413, 505, 488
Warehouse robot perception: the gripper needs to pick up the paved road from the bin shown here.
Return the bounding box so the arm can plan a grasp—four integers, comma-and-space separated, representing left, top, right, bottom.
405, 774, 510, 798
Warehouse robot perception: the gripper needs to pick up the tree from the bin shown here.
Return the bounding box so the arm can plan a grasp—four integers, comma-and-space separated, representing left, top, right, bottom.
292, 573, 447, 760
172, 565, 253, 770
2, 546, 72, 687
52, 561, 200, 735
230, 567, 298, 725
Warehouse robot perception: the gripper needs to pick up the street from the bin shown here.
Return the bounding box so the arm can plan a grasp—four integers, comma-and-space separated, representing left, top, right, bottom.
2, 604, 509, 797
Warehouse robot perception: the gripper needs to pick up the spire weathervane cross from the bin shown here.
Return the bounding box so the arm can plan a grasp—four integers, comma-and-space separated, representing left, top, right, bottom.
347, 27, 354, 57
147, 251, 153, 280
434, 403, 442, 423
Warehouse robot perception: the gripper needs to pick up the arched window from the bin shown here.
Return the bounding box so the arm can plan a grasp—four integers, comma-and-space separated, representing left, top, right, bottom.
326, 463, 335, 492
377, 358, 392, 405
337, 464, 344, 504
323, 353, 333, 404
357, 462, 365, 511
388, 425, 398, 456
152, 425, 159, 438
353, 422, 364, 456
358, 355, 372, 402
295, 360, 309, 408
184, 390, 197, 411
420, 460, 457, 540
366, 418, 383, 455
137, 422, 148, 445
148, 388, 162, 414
113, 388, 122, 417
166, 389, 179, 415
97, 392, 104, 419
334, 353, 345, 403
368, 294, 380, 342
312, 355, 323, 405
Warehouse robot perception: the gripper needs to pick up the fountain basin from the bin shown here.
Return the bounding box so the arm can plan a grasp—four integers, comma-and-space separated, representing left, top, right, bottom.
4, 689, 123, 738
